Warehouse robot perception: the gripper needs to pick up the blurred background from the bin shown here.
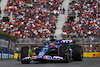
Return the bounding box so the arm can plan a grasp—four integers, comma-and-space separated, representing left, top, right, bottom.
0, 0, 100, 59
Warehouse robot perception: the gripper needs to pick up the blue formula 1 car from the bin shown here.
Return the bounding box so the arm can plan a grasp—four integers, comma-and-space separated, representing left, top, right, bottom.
20, 40, 83, 64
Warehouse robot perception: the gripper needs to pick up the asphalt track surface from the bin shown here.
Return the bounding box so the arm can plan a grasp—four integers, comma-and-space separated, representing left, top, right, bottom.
0, 58, 100, 67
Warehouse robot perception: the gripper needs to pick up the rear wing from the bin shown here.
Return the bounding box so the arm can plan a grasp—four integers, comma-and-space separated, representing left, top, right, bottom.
44, 40, 74, 45
58, 40, 73, 44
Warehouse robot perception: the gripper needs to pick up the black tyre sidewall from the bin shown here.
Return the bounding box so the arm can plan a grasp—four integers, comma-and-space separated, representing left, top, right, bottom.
72, 45, 83, 61
21, 60, 30, 64
59, 45, 70, 63
21, 46, 30, 64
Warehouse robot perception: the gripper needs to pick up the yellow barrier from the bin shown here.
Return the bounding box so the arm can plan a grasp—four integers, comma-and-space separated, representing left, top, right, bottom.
14, 52, 100, 59
14, 53, 21, 59
14, 53, 18, 59
83, 52, 100, 57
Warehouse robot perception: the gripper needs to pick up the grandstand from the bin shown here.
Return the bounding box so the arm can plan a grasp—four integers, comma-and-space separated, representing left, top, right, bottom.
62, 0, 100, 40
61, 0, 100, 52
0, 0, 64, 43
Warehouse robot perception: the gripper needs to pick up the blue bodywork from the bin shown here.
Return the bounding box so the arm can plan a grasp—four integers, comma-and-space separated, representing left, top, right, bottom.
37, 40, 73, 59
21, 40, 73, 61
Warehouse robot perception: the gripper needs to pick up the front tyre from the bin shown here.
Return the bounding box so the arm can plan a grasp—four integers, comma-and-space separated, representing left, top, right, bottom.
21, 46, 31, 64
21, 60, 30, 64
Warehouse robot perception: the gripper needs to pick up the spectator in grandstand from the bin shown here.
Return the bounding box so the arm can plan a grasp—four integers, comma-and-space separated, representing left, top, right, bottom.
0, 0, 64, 42
0, 15, 2, 22
62, 0, 100, 41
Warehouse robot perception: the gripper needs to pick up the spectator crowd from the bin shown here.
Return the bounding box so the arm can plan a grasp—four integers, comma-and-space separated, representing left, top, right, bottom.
0, 0, 64, 42
62, 0, 100, 41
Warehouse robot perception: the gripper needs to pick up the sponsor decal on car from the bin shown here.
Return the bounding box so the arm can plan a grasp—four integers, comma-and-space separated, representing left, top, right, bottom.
59, 40, 73, 43
22, 57, 31, 61
0, 51, 14, 58
38, 47, 49, 59
44, 56, 63, 60
38, 52, 45, 58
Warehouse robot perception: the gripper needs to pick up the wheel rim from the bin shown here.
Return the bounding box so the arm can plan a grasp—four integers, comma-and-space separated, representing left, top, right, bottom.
80, 48, 83, 60
67, 52, 70, 62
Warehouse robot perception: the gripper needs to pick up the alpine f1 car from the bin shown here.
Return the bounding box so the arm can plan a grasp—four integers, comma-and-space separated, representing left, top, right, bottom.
20, 40, 83, 64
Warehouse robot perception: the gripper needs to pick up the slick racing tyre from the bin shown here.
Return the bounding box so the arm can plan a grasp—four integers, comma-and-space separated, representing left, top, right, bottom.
21, 46, 30, 64
72, 45, 83, 61
59, 45, 70, 63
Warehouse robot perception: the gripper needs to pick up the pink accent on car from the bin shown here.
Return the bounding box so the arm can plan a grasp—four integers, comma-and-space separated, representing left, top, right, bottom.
70, 40, 73, 42
22, 57, 27, 61
53, 56, 64, 60
58, 44, 62, 55
28, 45, 31, 57
43, 55, 48, 59
43, 55, 64, 60
21, 57, 31, 61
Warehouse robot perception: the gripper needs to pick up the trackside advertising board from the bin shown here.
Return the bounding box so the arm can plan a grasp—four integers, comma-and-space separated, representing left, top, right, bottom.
0, 51, 14, 58
0, 35, 15, 59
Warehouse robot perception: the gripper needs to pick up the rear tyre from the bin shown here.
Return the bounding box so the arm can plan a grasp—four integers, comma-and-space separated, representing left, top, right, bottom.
59, 45, 70, 63
72, 45, 83, 61
21, 46, 30, 64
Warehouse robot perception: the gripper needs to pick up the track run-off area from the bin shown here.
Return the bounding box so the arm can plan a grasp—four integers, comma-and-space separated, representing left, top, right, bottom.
0, 58, 100, 67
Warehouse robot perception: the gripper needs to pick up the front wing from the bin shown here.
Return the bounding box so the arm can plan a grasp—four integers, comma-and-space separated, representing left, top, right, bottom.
21, 55, 64, 61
